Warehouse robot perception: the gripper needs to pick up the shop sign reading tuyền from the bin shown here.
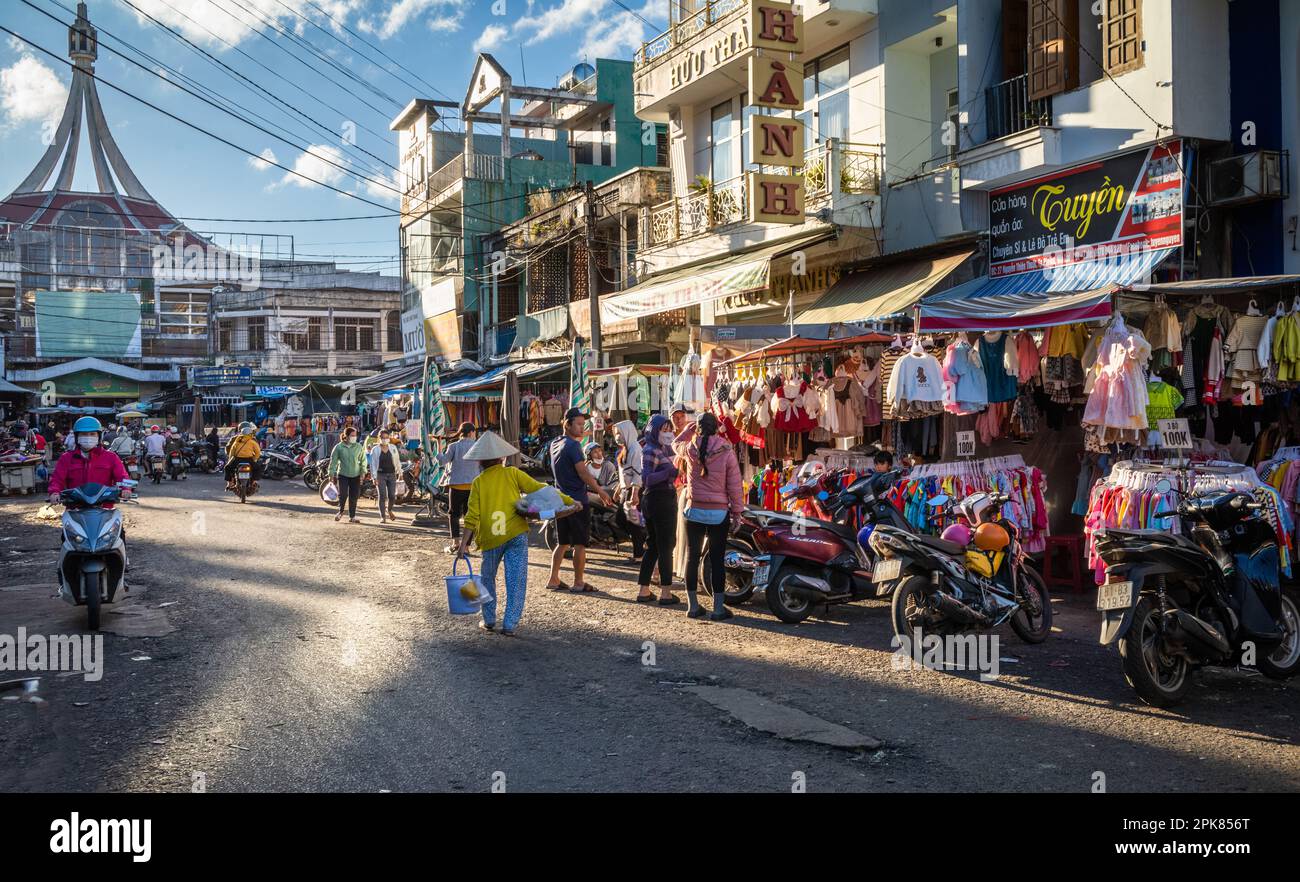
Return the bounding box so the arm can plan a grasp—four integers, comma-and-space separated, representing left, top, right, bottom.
988, 140, 1183, 278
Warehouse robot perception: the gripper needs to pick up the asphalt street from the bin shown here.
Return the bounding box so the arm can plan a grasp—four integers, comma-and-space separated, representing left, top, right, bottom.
1, 472, 1297, 792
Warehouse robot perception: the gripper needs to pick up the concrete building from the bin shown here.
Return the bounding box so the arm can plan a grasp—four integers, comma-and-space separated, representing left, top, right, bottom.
392, 55, 665, 368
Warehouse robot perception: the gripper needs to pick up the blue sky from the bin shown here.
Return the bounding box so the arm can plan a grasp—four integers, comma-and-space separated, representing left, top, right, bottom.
0, 0, 664, 273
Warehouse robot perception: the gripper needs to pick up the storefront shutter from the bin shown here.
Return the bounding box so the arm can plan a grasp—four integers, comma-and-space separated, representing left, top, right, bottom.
1027, 0, 1078, 102
1104, 0, 1143, 75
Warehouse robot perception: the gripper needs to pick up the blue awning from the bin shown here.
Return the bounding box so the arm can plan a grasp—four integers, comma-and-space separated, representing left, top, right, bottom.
440, 361, 567, 401
919, 247, 1176, 332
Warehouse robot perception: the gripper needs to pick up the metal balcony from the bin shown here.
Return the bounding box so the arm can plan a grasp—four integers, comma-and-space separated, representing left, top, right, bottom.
984, 74, 1052, 142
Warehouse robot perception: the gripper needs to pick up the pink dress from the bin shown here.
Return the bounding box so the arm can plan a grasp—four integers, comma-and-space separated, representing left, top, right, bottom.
1082, 333, 1151, 441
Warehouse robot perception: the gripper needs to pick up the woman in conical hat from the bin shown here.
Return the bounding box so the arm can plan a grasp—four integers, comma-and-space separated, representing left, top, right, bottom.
455, 431, 574, 636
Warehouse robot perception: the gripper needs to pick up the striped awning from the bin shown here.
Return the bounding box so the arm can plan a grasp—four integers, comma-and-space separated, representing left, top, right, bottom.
918, 247, 1176, 332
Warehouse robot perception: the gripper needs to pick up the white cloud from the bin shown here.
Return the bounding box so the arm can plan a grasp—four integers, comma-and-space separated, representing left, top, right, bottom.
358, 0, 465, 40
471, 0, 655, 63
273, 143, 350, 190
474, 24, 509, 53
0, 52, 68, 133
248, 147, 278, 171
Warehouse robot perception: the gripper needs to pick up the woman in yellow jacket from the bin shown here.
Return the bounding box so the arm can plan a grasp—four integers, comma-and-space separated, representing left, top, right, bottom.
455, 431, 574, 636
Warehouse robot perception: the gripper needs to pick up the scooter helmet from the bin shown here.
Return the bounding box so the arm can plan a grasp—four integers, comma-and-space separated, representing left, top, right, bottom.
856, 523, 875, 549
150, 424, 161, 433
71, 416, 103, 435
973, 522, 1010, 552
583, 441, 601, 459
942, 523, 973, 546
238, 421, 256, 434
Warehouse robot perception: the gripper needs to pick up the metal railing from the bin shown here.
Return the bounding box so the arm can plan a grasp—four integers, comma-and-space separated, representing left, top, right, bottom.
634, 0, 748, 67
642, 141, 881, 247
984, 73, 1052, 142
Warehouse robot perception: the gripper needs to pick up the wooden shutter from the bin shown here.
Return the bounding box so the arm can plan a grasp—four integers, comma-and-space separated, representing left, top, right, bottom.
1104, 0, 1143, 75
1002, 0, 1029, 79
1027, 0, 1078, 101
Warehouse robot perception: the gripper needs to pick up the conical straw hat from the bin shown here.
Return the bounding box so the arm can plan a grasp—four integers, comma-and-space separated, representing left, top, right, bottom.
463, 430, 520, 461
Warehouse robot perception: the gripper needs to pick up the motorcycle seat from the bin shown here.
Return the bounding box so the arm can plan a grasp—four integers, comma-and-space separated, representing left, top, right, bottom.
911, 533, 967, 556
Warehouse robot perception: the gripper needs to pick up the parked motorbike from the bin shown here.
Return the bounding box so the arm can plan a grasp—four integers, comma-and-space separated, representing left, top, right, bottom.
56, 480, 136, 630
750, 469, 911, 623
869, 490, 1051, 650
1094, 483, 1300, 706
541, 496, 631, 552
229, 461, 258, 503
260, 441, 310, 480
186, 441, 216, 473
166, 448, 186, 481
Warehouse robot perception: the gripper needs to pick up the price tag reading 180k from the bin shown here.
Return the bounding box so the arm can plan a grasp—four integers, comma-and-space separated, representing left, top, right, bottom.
1158, 418, 1192, 450
955, 430, 976, 458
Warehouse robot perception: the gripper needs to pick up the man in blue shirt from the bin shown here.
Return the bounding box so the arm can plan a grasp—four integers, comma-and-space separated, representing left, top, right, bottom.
546, 408, 612, 593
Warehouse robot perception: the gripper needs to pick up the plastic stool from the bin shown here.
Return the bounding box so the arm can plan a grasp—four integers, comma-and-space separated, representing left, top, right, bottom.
1041, 534, 1085, 592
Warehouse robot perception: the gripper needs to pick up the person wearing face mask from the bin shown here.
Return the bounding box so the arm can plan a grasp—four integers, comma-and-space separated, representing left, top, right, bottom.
582, 442, 619, 502
674, 411, 743, 621
634, 414, 681, 605
48, 417, 129, 505
369, 429, 404, 523
612, 419, 645, 562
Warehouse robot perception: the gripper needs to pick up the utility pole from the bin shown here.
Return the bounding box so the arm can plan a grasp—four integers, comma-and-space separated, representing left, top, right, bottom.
585, 179, 601, 365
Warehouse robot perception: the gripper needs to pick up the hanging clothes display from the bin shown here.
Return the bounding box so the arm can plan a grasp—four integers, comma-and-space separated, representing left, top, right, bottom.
885, 343, 945, 419
1081, 315, 1152, 445
886, 455, 1050, 554
1084, 460, 1293, 583
978, 332, 1019, 403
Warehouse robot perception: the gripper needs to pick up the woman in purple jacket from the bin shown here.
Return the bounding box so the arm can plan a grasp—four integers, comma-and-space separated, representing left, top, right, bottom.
674, 411, 744, 620
635, 414, 681, 606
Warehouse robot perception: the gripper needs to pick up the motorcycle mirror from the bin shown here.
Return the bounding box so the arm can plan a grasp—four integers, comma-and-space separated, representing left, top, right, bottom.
816, 491, 829, 501
929, 494, 949, 507
1154, 478, 1172, 494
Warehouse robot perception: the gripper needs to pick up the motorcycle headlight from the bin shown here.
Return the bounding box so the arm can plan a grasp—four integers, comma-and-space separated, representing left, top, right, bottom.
869, 530, 893, 558
65, 519, 88, 541
98, 519, 119, 540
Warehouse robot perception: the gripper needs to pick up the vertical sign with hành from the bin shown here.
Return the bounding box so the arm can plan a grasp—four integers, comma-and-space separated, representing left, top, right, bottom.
748, 0, 804, 225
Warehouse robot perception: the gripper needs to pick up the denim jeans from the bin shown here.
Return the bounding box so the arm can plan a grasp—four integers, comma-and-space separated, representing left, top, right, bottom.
478, 532, 529, 630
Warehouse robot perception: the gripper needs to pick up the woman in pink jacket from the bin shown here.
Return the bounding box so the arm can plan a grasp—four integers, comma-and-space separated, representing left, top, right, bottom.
674, 411, 744, 620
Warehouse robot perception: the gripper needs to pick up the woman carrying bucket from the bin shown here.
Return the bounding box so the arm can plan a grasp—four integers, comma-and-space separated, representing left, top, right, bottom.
455, 431, 575, 636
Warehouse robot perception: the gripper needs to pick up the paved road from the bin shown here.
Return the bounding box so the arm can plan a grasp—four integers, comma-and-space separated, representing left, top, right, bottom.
1, 473, 1296, 792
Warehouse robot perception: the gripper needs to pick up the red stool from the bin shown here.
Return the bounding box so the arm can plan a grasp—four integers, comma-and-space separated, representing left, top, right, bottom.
1041, 534, 1086, 593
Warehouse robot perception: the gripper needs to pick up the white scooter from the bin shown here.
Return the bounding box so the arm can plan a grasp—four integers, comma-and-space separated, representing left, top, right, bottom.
56, 480, 135, 630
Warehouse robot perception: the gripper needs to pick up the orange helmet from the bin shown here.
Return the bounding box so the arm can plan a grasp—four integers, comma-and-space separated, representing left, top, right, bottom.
973, 522, 1010, 552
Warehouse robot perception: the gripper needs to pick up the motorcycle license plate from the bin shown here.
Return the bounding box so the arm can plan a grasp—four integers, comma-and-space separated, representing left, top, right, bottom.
873, 559, 901, 583
1096, 580, 1134, 611
753, 561, 770, 589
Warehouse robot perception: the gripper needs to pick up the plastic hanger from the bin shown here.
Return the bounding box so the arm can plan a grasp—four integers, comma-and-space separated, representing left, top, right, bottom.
1247, 298, 1261, 316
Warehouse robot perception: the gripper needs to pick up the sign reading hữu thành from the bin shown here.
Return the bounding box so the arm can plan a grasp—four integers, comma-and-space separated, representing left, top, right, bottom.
747, 1, 804, 225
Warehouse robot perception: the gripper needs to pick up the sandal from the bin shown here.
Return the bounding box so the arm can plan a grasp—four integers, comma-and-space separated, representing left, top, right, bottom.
499, 628, 516, 637
657, 594, 681, 606
635, 593, 657, 603
546, 581, 571, 591
569, 583, 597, 593
478, 621, 495, 633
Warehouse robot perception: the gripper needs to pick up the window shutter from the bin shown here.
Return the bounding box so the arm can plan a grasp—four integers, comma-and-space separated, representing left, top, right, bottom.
1027, 0, 1078, 102
1104, 0, 1143, 75
1002, 0, 1029, 79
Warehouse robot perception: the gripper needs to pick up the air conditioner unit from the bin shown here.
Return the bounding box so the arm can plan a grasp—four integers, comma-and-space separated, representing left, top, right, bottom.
1208, 150, 1287, 206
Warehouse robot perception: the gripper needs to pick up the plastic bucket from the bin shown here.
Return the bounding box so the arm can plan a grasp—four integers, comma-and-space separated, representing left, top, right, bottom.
445, 556, 488, 615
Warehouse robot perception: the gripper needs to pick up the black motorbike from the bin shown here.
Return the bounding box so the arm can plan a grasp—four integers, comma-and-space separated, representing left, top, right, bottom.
869, 491, 1052, 649
1094, 487, 1300, 707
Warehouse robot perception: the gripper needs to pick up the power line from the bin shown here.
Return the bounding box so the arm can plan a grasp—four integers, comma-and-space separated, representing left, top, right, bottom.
0, 26, 399, 211
27, 0, 402, 192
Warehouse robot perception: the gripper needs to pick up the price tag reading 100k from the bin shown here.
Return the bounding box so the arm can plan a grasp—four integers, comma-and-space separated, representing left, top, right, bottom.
955, 430, 976, 458
1158, 418, 1192, 450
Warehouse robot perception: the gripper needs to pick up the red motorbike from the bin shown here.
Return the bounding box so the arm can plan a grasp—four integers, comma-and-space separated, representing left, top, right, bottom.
748, 468, 910, 623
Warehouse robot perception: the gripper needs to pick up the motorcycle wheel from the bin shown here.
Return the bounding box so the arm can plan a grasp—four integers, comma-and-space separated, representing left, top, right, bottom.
891, 575, 942, 646
1257, 591, 1300, 680
543, 519, 558, 551
1120, 597, 1190, 707
238, 482, 247, 503
766, 566, 814, 624
83, 571, 101, 631
1009, 565, 1053, 644
703, 562, 755, 604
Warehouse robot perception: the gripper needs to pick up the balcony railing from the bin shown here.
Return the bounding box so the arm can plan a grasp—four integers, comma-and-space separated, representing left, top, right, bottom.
634, 0, 748, 67
984, 73, 1052, 142
642, 141, 881, 247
